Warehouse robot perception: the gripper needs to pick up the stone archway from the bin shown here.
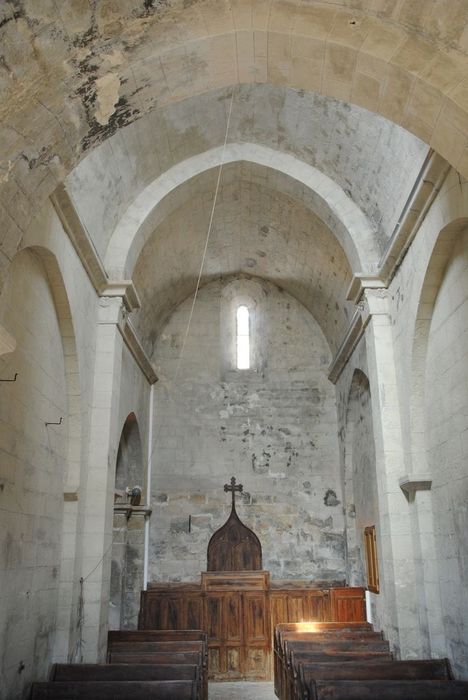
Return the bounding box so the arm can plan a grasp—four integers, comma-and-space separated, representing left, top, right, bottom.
408, 219, 468, 675
109, 412, 145, 630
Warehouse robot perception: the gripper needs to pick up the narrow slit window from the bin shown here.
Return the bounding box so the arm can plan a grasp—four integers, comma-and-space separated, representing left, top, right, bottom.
236, 305, 250, 369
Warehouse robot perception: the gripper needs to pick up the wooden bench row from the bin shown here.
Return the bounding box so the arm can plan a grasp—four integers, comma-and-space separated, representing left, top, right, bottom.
31, 630, 208, 700
31, 680, 199, 700
275, 622, 390, 700
275, 622, 468, 700
107, 629, 208, 700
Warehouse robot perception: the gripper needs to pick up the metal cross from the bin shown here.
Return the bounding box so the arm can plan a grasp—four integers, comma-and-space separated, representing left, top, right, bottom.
224, 476, 243, 509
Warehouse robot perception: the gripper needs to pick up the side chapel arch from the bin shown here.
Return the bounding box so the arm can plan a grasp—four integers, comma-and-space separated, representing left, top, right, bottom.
343, 369, 379, 591
109, 412, 146, 630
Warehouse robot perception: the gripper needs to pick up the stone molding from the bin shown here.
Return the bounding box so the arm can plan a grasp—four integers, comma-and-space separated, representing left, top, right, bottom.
50, 185, 140, 312
328, 308, 370, 384
332, 153, 451, 383
51, 186, 156, 384
346, 151, 450, 305
119, 319, 158, 385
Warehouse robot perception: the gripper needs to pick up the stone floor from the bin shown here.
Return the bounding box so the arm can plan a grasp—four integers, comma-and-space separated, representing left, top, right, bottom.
209, 682, 276, 699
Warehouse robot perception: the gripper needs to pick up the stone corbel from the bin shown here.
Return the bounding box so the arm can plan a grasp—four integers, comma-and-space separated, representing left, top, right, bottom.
399, 474, 432, 502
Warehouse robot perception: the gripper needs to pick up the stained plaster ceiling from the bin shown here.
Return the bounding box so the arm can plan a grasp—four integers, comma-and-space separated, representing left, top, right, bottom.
67, 84, 428, 262
65, 84, 428, 351
1, 0, 468, 295
132, 162, 353, 354
1, 1, 466, 356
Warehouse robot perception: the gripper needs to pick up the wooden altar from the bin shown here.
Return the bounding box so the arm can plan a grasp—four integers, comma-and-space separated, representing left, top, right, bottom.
139, 478, 366, 680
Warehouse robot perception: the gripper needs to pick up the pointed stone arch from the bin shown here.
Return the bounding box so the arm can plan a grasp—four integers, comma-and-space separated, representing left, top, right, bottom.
104, 143, 376, 278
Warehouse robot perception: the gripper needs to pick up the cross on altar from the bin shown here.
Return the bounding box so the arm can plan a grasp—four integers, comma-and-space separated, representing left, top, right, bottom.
224, 476, 243, 508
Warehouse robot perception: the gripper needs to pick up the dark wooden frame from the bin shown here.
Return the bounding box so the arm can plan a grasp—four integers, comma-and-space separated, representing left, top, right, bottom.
364, 525, 380, 593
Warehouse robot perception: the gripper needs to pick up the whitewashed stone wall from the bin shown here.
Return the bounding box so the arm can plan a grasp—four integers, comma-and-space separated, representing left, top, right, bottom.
363, 169, 468, 676
424, 230, 468, 676
149, 277, 345, 583
0, 251, 68, 700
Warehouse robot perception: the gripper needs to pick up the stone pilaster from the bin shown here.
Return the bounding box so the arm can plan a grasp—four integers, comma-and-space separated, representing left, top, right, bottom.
79, 296, 125, 661
363, 288, 423, 658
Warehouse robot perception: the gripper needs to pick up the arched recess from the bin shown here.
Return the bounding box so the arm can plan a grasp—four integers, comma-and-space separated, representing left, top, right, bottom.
408, 219, 468, 675
109, 412, 145, 630
343, 370, 379, 598
28, 246, 85, 665
409, 218, 468, 477
104, 143, 375, 278
0, 246, 81, 696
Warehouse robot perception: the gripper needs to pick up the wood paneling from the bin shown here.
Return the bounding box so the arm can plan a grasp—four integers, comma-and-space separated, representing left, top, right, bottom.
139, 577, 365, 680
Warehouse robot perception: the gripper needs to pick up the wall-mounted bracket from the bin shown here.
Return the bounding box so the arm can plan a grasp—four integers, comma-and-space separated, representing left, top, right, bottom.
0, 372, 18, 382
45, 417, 63, 427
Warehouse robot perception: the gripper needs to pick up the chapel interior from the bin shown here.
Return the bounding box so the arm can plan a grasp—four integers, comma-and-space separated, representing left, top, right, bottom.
1, 1, 468, 699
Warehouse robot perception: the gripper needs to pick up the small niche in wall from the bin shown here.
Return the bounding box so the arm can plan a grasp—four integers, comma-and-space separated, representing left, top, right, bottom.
364, 525, 379, 593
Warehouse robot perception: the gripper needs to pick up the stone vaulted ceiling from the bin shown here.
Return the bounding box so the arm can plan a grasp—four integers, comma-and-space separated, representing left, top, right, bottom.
1, 0, 467, 352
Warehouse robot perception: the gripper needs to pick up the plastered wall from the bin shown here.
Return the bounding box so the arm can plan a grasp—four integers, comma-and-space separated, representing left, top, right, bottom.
424, 230, 468, 676
0, 251, 68, 699
368, 169, 468, 676
149, 277, 345, 583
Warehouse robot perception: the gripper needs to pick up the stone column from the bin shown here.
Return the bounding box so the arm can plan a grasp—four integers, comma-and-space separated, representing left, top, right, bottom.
362, 288, 422, 658
79, 296, 125, 661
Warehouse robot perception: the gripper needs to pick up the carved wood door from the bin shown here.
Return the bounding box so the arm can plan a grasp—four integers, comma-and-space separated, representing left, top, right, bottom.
202, 571, 270, 680
204, 590, 270, 680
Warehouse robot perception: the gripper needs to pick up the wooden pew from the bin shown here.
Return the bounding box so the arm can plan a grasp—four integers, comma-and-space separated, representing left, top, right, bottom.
280, 637, 390, 700
295, 659, 453, 700
274, 622, 373, 696
282, 651, 393, 700
107, 640, 205, 656
275, 622, 372, 653
52, 662, 199, 680
106, 651, 202, 665
284, 638, 390, 656
310, 679, 468, 700
51, 663, 201, 699
107, 638, 207, 700
108, 652, 206, 699
31, 680, 197, 700
107, 630, 207, 647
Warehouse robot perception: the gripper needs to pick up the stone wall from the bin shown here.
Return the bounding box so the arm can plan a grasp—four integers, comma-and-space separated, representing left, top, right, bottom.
149, 276, 345, 583
0, 251, 68, 700
365, 168, 468, 675
424, 229, 468, 677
